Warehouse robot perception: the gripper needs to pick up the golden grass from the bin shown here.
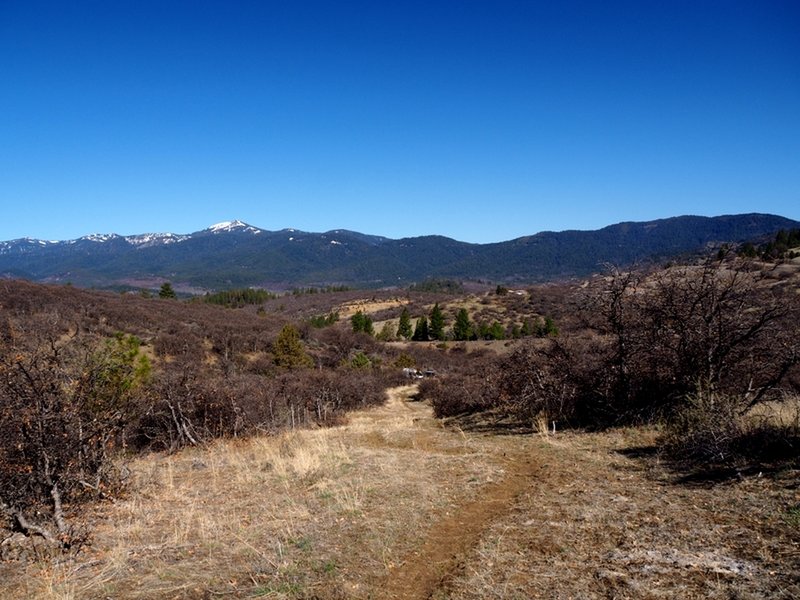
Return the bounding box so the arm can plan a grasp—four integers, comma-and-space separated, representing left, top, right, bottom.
1, 386, 504, 599
335, 298, 410, 319
443, 428, 800, 599
3, 388, 798, 599
747, 395, 800, 428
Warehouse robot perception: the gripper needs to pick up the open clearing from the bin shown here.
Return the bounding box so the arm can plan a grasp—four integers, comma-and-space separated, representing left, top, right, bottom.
2, 386, 798, 599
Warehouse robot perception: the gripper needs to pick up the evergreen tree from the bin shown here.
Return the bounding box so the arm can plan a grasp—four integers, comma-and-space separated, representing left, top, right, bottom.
273, 324, 313, 369
394, 352, 416, 368
376, 321, 396, 341
429, 303, 446, 341
350, 351, 372, 369
351, 310, 374, 336
158, 282, 177, 299
488, 321, 506, 340
738, 242, 758, 258
453, 308, 472, 341
534, 316, 558, 337
397, 307, 413, 339
543, 316, 558, 336
309, 312, 339, 328
412, 316, 429, 341
521, 318, 532, 337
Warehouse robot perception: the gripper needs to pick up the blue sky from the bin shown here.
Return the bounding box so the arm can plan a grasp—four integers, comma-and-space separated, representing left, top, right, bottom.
1, 1, 798, 243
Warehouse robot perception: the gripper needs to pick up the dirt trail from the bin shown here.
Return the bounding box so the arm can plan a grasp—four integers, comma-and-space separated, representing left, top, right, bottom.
374, 386, 541, 600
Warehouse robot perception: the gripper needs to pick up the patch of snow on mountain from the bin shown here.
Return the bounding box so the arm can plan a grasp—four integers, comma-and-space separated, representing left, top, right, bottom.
126, 233, 189, 248
330, 240, 342, 245
80, 233, 119, 243
0, 239, 50, 253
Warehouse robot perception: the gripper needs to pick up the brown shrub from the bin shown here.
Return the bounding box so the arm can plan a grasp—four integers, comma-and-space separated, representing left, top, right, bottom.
421, 374, 498, 418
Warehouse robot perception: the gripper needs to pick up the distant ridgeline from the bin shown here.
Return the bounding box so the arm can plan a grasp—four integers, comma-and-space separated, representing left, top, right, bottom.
0, 214, 797, 291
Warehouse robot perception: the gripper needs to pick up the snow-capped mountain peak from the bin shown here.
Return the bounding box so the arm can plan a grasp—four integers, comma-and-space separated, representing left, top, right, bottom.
206, 220, 261, 234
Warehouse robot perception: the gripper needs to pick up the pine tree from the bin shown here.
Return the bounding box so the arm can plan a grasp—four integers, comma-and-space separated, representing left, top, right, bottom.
159, 282, 176, 299
397, 307, 413, 339
488, 321, 506, 340
273, 324, 313, 369
429, 303, 446, 341
453, 308, 472, 341
543, 316, 558, 336
376, 321, 396, 341
351, 311, 374, 336
534, 316, 558, 337
521, 318, 532, 337
412, 316, 429, 341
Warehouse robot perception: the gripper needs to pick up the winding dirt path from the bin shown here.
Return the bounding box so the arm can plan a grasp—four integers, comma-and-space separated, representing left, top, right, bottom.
377, 386, 541, 600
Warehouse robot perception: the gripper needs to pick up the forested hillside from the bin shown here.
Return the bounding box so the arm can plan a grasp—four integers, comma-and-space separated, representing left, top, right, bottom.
1, 214, 796, 289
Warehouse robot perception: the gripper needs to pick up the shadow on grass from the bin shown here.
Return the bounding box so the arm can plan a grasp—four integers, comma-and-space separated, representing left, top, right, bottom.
441, 410, 533, 436
618, 439, 799, 488
670, 463, 798, 486
618, 445, 659, 459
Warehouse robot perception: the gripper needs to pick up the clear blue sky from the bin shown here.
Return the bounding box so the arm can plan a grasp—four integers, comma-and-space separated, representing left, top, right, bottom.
1, 1, 798, 243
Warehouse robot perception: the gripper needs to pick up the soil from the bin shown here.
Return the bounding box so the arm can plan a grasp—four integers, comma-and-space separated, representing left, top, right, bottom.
383, 441, 540, 599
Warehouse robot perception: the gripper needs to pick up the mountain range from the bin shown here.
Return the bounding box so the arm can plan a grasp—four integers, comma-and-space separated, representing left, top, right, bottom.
0, 214, 797, 291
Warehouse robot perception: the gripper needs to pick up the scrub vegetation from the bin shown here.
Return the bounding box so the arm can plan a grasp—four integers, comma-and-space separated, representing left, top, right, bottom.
1, 243, 799, 598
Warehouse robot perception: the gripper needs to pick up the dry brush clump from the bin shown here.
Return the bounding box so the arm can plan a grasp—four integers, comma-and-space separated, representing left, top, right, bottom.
420, 372, 496, 419
585, 258, 800, 465
130, 351, 398, 452
411, 343, 497, 418
594, 259, 796, 412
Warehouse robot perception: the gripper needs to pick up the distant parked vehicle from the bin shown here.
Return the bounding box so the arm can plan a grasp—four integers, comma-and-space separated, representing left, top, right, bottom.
402, 368, 436, 379
402, 367, 423, 380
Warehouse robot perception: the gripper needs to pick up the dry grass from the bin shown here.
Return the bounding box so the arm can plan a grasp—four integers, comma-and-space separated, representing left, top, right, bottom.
335, 298, 410, 319
0, 387, 503, 599
748, 396, 800, 428
2, 388, 798, 599
442, 428, 800, 599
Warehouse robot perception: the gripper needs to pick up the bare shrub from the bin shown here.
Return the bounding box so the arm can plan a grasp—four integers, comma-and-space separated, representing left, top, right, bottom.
130, 366, 394, 452
312, 326, 379, 368
663, 387, 800, 466
419, 354, 499, 418
421, 376, 490, 418
496, 341, 578, 427
0, 325, 149, 549
584, 259, 800, 425
130, 366, 245, 451
661, 387, 745, 463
